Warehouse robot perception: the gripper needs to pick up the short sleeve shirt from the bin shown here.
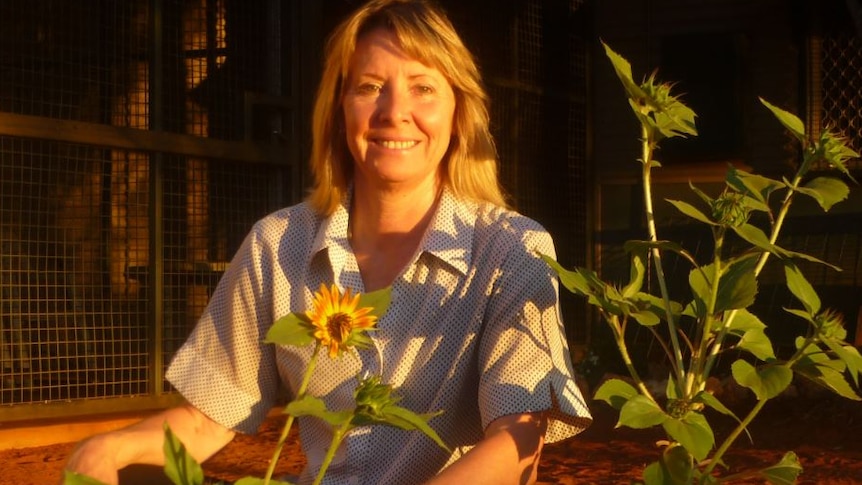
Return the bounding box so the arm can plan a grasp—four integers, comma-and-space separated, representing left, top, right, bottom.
166, 189, 592, 485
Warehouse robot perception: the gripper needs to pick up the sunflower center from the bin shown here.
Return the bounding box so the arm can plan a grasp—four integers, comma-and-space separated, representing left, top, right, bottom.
326, 312, 353, 343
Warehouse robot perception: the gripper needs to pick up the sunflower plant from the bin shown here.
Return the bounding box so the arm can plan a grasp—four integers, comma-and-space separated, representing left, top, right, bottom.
65, 284, 449, 485
543, 42, 862, 484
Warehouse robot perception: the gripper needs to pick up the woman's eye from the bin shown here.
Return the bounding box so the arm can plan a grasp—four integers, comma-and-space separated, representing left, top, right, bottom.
414, 84, 435, 95
355, 83, 381, 95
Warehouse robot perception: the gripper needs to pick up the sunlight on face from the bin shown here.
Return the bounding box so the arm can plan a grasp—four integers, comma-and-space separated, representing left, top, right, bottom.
342, 28, 456, 194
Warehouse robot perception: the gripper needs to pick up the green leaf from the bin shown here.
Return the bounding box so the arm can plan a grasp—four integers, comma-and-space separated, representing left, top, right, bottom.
540, 253, 591, 296
795, 340, 845, 368
725, 167, 785, 208
784, 262, 821, 315
688, 266, 712, 319
357, 286, 392, 318
622, 246, 648, 298
759, 451, 802, 485
731, 360, 793, 401
715, 258, 758, 312
737, 328, 777, 361
725, 308, 775, 361
689, 182, 714, 207
687, 259, 758, 316
163, 423, 205, 485
666, 377, 680, 400
631, 308, 662, 327
696, 391, 752, 444
760, 98, 805, 143
602, 42, 650, 106
821, 337, 862, 387
796, 177, 850, 211
642, 461, 666, 485
285, 395, 353, 427
623, 240, 699, 268
661, 443, 695, 485
816, 130, 860, 183
633, 292, 684, 324
620, 395, 668, 429
381, 406, 451, 452
63, 471, 110, 485
778, 247, 843, 271
661, 412, 715, 462
594, 378, 639, 410
731, 223, 776, 254
643, 77, 698, 138
666, 200, 716, 225
726, 308, 767, 334
784, 308, 815, 325
794, 360, 861, 400
652, 104, 698, 139
264, 313, 315, 347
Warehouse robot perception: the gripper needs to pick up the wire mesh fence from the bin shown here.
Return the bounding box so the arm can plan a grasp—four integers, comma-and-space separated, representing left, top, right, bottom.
821, 34, 862, 168
0, 0, 292, 414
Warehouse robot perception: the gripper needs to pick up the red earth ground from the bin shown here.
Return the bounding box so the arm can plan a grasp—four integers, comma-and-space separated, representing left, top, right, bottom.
3, 388, 861, 484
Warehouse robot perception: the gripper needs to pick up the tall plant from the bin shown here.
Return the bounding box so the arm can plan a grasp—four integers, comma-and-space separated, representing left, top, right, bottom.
543, 42, 862, 484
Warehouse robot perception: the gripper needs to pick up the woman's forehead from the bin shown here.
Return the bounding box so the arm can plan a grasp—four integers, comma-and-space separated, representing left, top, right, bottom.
347, 28, 447, 79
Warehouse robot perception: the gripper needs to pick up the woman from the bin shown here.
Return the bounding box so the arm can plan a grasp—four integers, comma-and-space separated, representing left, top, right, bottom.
63, 0, 591, 483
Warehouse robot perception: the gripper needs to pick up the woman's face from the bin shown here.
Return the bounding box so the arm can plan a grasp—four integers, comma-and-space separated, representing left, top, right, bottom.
342, 28, 456, 194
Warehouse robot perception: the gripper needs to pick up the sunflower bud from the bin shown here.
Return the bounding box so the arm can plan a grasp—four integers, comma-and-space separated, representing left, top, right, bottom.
815, 308, 847, 341
710, 191, 750, 227
353, 375, 400, 422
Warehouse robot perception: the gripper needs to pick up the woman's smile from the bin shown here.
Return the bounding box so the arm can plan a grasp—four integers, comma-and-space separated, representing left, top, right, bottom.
342, 27, 456, 191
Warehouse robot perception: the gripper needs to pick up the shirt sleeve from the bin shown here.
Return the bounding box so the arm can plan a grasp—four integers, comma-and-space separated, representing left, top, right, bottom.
165, 223, 280, 434
477, 222, 592, 444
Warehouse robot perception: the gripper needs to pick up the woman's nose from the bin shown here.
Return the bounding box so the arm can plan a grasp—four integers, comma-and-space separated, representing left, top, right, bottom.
377, 89, 410, 124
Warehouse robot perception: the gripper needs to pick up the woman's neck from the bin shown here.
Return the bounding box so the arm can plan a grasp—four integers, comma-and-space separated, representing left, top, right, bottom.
350, 180, 440, 244
348, 180, 441, 291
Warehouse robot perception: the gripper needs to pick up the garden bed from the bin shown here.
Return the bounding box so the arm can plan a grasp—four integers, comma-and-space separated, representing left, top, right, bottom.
3, 391, 861, 484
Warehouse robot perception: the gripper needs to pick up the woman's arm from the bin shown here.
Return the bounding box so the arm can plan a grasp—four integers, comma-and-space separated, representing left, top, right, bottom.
425, 412, 548, 485
62, 402, 235, 485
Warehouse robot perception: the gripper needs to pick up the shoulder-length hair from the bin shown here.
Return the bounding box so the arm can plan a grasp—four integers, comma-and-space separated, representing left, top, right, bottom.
306, 0, 508, 215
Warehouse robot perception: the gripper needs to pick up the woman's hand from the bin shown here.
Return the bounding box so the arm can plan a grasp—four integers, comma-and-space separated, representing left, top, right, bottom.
425, 412, 548, 485
61, 433, 122, 484
59, 403, 235, 485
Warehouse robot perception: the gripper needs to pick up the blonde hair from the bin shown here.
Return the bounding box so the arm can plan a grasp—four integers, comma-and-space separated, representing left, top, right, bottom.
306, 0, 507, 215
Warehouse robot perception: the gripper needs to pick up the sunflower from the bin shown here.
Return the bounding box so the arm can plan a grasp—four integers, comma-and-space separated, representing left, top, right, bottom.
307, 284, 378, 358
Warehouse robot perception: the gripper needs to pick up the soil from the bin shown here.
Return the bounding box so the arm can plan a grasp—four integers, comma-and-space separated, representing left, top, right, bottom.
3, 391, 861, 485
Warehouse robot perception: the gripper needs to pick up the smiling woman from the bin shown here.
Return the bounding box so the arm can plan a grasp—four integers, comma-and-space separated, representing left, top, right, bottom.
61, 1, 592, 484
342, 27, 456, 195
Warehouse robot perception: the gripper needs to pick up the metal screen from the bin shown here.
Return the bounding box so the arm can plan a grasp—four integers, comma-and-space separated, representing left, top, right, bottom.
0, 0, 293, 417
821, 34, 862, 168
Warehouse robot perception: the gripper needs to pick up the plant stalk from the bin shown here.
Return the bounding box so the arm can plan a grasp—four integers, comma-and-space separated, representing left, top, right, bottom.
312, 421, 351, 485
612, 317, 659, 404
263, 344, 322, 485
701, 173, 804, 380
640, 126, 686, 389
702, 394, 769, 479
691, 234, 725, 394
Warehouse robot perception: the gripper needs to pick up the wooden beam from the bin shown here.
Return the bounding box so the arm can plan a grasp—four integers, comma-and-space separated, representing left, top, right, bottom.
0, 112, 290, 164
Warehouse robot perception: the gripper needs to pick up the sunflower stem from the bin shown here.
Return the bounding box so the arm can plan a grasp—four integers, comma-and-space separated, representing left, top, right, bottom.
263, 344, 322, 485
312, 420, 351, 485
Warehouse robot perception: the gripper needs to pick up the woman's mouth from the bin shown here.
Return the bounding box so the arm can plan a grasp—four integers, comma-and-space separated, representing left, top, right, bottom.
375, 139, 418, 150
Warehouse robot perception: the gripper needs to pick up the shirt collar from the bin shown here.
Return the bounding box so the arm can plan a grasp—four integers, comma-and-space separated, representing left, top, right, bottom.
420, 188, 476, 276
311, 195, 352, 272
310, 187, 477, 277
